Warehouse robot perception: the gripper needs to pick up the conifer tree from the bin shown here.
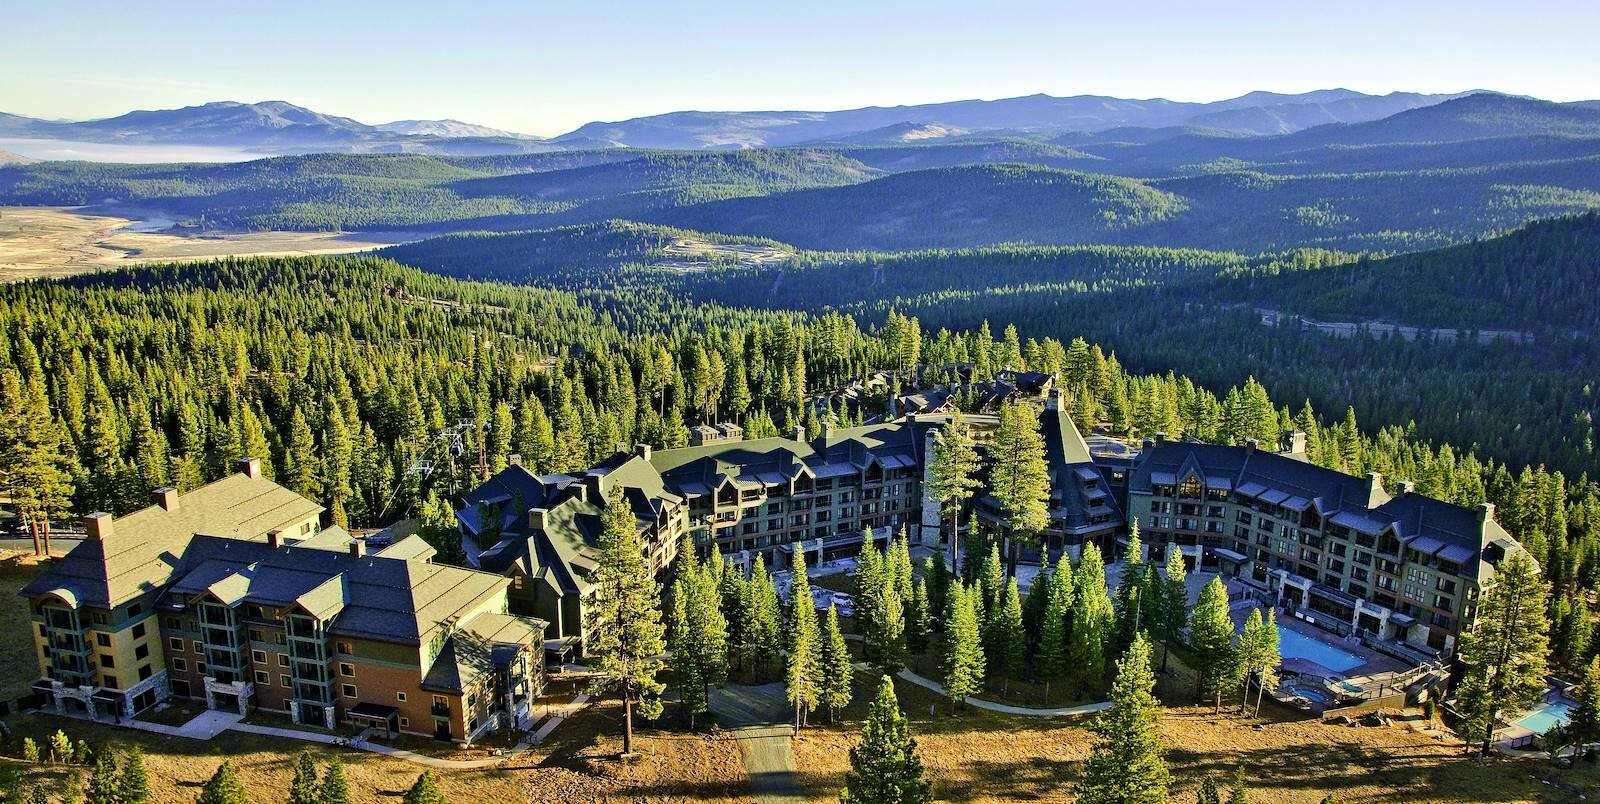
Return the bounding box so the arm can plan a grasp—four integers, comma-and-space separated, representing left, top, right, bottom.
820, 602, 855, 723
864, 566, 906, 675
748, 555, 782, 676
1189, 578, 1239, 714
1037, 552, 1075, 696
118, 746, 148, 804
942, 584, 985, 707
85, 751, 117, 804
787, 549, 823, 730
990, 577, 1026, 685
1453, 549, 1548, 755
923, 556, 951, 634
906, 577, 930, 654
320, 756, 351, 804
1249, 609, 1281, 716
1197, 778, 1222, 804
585, 493, 667, 755
1114, 525, 1147, 655
668, 582, 705, 724
840, 676, 933, 804
288, 751, 318, 804
989, 401, 1051, 574
195, 761, 248, 804
1227, 769, 1248, 803
927, 410, 982, 574
1076, 634, 1168, 804
402, 771, 446, 804
1070, 543, 1114, 695
1158, 547, 1188, 672
854, 538, 885, 639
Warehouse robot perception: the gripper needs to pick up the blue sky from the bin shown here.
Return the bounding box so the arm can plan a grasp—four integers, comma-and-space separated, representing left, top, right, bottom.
5, 0, 1596, 136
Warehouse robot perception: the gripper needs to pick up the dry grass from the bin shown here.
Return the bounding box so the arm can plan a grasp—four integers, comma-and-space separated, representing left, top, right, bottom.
0, 207, 412, 282
0, 551, 51, 701
792, 670, 1598, 803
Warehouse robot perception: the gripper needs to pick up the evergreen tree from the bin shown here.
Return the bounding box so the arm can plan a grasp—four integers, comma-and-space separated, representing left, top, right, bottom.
840, 676, 933, 804
1070, 543, 1114, 695
402, 771, 446, 804
923, 556, 951, 634
288, 751, 318, 804
906, 577, 930, 654
990, 577, 1026, 684
1158, 547, 1188, 672
585, 493, 667, 755
1197, 778, 1222, 804
85, 751, 117, 804
319, 756, 350, 804
1189, 577, 1239, 714
1454, 549, 1549, 755
926, 410, 982, 575
941, 584, 985, 707
989, 402, 1051, 574
787, 548, 823, 730
1247, 609, 1281, 716
748, 555, 782, 676
1227, 769, 1248, 804
1114, 524, 1147, 655
668, 582, 705, 725
1037, 552, 1075, 696
864, 564, 906, 676
1076, 634, 1169, 804
118, 746, 149, 804
820, 602, 855, 723
194, 761, 248, 804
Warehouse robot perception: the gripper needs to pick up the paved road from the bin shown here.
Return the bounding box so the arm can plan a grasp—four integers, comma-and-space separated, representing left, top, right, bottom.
897, 667, 1113, 717
709, 683, 807, 804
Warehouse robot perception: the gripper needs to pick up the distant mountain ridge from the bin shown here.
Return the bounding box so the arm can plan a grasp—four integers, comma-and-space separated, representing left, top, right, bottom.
552, 89, 1486, 149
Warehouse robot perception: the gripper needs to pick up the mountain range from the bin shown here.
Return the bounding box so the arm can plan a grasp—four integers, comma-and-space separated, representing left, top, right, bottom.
5, 89, 1587, 158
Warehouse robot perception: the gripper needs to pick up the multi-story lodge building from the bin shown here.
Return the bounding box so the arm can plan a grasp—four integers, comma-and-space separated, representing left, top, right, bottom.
458, 391, 1119, 649
1124, 433, 1527, 656
23, 460, 545, 745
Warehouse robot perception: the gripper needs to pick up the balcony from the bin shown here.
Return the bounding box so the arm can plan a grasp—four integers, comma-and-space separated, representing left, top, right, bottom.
432, 701, 451, 716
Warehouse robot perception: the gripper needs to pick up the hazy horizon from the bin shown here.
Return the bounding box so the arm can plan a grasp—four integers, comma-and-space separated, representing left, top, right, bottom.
5, 0, 1597, 136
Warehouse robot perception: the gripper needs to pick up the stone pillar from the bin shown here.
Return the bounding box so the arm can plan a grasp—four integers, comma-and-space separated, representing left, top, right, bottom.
814, 538, 824, 567
288, 700, 300, 725
323, 705, 336, 730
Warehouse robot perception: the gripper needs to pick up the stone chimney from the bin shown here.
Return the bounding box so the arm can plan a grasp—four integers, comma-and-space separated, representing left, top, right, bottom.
822, 420, 836, 440
528, 508, 548, 532
1396, 480, 1416, 496
1281, 430, 1308, 455
508, 453, 522, 466
1141, 438, 1155, 450
153, 486, 179, 511
1478, 502, 1496, 523
348, 539, 365, 558
1245, 438, 1258, 453
1153, 432, 1166, 446
1364, 472, 1389, 508
635, 443, 653, 461
84, 512, 113, 541
239, 457, 262, 479
1045, 387, 1062, 412
794, 424, 807, 442
267, 529, 283, 549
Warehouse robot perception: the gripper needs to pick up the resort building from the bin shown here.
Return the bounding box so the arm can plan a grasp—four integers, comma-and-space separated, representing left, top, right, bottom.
1124, 433, 1527, 657
459, 392, 1122, 650
23, 460, 545, 745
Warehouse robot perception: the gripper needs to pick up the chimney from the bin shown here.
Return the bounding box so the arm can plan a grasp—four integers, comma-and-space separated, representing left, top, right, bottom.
615, 441, 628, 455
239, 457, 262, 479
1154, 432, 1166, 446
528, 508, 548, 532
635, 443, 653, 461
153, 486, 179, 511
1477, 502, 1496, 523
1245, 438, 1258, 453
794, 424, 807, 442
823, 420, 836, 440
508, 453, 522, 466
84, 512, 113, 541
1365, 472, 1389, 508
1045, 387, 1062, 412
1141, 438, 1155, 450
267, 529, 283, 549
1396, 480, 1416, 496
348, 539, 365, 558
1282, 430, 1308, 455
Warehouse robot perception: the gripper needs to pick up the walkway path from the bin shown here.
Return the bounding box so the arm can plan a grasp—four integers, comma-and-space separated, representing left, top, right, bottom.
710, 683, 807, 804
895, 668, 1112, 717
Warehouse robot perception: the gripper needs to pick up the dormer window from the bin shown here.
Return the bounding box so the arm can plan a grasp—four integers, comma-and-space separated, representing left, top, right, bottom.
1179, 476, 1203, 499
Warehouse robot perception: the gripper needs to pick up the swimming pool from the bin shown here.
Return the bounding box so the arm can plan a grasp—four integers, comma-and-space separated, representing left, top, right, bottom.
1284, 684, 1333, 704
1276, 624, 1365, 672
1516, 699, 1574, 734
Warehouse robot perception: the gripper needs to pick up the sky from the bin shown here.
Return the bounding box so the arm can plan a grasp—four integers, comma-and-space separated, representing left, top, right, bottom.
4, 0, 1597, 137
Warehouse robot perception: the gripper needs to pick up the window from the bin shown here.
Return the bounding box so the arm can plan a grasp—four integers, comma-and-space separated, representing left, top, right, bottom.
131, 623, 146, 639
1179, 476, 1203, 499
96, 633, 111, 647
255, 671, 270, 684
399, 717, 409, 728
281, 675, 291, 687
193, 640, 204, 654
172, 658, 187, 672
251, 649, 267, 664
342, 684, 357, 699
127, 603, 143, 617
92, 611, 109, 625
165, 617, 181, 630
169, 637, 185, 652
278, 654, 289, 667
336, 642, 352, 655
248, 629, 263, 643
396, 691, 407, 702
100, 654, 115, 668
138, 664, 152, 681
196, 662, 207, 675
102, 675, 118, 689
135, 644, 149, 660
339, 662, 354, 677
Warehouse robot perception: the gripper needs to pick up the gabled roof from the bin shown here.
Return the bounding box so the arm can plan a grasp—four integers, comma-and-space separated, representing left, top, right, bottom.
24, 472, 322, 609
